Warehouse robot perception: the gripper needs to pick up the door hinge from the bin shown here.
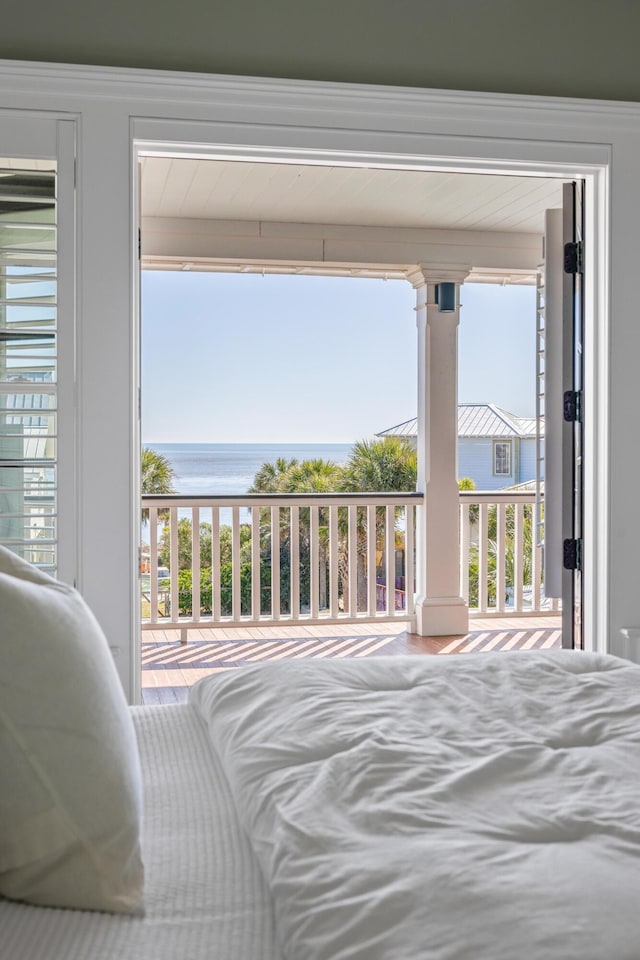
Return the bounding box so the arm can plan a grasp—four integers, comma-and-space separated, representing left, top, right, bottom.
563, 389, 581, 422
563, 240, 583, 275
138, 227, 142, 260
563, 538, 582, 571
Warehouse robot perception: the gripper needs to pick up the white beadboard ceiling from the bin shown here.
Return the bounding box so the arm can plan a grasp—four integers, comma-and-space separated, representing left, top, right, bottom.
141, 157, 563, 233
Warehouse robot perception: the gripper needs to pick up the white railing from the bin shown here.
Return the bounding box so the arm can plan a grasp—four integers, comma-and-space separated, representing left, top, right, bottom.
141, 489, 559, 639
141, 493, 421, 638
459, 491, 560, 617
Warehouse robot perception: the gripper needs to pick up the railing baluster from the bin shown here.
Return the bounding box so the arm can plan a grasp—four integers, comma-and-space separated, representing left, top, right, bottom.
149, 506, 158, 624
385, 504, 395, 615
290, 505, 300, 620
271, 505, 280, 620
478, 503, 488, 614
310, 505, 320, 619
532, 526, 542, 611
251, 506, 260, 619
460, 501, 470, 602
211, 507, 221, 621
329, 505, 339, 619
496, 503, 506, 614
169, 506, 179, 624
232, 507, 241, 621
367, 504, 376, 616
514, 502, 524, 612
405, 505, 415, 617
192, 506, 200, 623
348, 505, 358, 617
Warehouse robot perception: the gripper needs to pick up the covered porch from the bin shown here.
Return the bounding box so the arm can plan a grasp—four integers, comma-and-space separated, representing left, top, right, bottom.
139, 156, 567, 684
141, 484, 562, 703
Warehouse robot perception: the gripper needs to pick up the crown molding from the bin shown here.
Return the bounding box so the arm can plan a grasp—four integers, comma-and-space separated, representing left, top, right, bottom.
0, 58, 637, 128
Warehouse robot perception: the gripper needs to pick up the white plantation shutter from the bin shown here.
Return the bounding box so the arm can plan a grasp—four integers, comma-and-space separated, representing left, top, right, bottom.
0, 163, 58, 573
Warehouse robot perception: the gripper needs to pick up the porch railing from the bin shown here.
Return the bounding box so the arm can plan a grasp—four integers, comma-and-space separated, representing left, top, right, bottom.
141, 489, 559, 638
459, 490, 560, 617
141, 493, 421, 636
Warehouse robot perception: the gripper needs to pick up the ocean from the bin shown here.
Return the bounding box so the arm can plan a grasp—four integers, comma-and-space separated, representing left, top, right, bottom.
147, 442, 354, 495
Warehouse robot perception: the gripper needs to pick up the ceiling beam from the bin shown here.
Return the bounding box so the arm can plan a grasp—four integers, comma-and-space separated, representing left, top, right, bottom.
141, 216, 543, 284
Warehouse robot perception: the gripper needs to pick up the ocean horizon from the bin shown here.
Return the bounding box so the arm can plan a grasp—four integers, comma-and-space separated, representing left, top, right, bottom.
147, 441, 354, 495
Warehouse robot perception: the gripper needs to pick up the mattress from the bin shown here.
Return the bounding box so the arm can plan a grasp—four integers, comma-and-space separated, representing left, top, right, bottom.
0, 703, 279, 960
191, 650, 640, 960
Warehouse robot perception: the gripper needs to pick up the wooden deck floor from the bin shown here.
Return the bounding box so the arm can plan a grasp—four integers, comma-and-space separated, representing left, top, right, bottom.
141, 616, 562, 704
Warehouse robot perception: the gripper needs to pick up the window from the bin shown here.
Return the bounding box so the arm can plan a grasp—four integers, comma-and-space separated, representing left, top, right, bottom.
0, 163, 58, 573
494, 441, 512, 476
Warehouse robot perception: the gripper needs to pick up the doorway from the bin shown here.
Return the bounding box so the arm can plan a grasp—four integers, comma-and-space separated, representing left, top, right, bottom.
135, 149, 589, 699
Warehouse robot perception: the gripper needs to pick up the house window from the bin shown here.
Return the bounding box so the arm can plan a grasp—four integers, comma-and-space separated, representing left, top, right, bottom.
494, 441, 512, 476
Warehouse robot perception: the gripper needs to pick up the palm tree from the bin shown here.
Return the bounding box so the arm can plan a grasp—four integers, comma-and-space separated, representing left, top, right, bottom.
249, 457, 344, 612
340, 437, 417, 493
339, 437, 417, 610
141, 446, 176, 496
141, 446, 176, 553
140, 447, 176, 615
249, 457, 299, 493
247, 440, 424, 616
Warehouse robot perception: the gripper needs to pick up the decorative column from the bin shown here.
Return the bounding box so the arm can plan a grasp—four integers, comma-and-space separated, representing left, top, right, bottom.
408, 265, 470, 636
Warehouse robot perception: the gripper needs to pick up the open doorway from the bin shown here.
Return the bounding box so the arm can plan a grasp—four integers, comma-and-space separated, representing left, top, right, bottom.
136, 153, 579, 702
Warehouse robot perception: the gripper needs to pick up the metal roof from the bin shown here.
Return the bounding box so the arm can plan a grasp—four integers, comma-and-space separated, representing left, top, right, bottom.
377, 404, 541, 440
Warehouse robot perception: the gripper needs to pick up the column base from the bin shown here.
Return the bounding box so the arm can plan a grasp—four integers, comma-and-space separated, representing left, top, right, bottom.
413, 596, 469, 637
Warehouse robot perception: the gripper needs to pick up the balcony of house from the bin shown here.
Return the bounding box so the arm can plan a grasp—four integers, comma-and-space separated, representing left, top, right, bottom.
141, 489, 561, 703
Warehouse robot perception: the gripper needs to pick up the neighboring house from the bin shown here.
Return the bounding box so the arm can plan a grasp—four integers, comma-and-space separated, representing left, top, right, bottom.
377, 404, 541, 491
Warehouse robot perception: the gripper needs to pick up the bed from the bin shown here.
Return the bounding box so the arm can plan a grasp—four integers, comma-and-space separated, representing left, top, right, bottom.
0, 702, 277, 960
2, 547, 640, 959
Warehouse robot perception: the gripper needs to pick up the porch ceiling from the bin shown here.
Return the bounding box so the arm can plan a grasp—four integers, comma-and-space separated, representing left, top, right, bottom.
141, 158, 563, 232
140, 157, 565, 283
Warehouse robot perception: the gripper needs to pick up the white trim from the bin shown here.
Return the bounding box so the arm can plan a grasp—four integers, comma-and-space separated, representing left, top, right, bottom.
130, 137, 142, 703
0, 58, 632, 695
54, 118, 79, 589
493, 441, 513, 477
582, 164, 610, 656
0, 59, 638, 124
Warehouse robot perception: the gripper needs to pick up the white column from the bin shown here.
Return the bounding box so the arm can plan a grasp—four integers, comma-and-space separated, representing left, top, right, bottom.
409, 265, 469, 636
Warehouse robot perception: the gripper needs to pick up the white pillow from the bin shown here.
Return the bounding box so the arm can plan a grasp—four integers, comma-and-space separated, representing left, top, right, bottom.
0, 546, 144, 913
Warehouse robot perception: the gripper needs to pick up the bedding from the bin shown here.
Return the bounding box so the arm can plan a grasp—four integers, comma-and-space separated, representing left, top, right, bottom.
0, 546, 143, 913
191, 651, 640, 960
0, 704, 278, 960
3, 648, 640, 960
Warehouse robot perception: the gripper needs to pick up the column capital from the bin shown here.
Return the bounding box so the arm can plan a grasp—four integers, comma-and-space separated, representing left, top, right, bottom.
407, 263, 471, 289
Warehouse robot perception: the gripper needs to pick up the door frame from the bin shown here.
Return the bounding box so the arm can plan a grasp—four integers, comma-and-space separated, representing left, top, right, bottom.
131, 122, 607, 686
0, 60, 632, 700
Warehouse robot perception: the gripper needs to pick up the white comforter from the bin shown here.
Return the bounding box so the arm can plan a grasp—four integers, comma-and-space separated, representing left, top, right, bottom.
191, 651, 640, 960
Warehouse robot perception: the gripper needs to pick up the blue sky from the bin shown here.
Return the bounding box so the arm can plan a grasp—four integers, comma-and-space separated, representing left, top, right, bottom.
141, 272, 536, 444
